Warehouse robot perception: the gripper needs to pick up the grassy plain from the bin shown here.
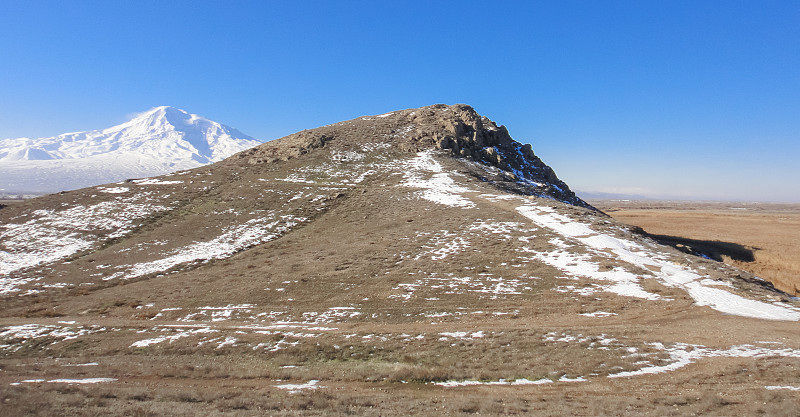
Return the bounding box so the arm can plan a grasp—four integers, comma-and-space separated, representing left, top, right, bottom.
590, 200, 800, 296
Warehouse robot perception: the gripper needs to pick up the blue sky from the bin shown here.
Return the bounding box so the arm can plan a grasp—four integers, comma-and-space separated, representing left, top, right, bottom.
1, 1, 798, 202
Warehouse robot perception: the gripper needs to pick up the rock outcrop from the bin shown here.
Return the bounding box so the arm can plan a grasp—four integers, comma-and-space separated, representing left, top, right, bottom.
237, 104, 587, 207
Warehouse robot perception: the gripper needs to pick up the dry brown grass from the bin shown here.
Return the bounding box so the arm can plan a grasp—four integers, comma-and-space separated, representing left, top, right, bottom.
592, 200, 800, 295
3, 373, 799, 417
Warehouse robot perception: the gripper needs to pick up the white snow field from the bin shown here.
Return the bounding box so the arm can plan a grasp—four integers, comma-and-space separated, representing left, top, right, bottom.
0, 106, 261, 194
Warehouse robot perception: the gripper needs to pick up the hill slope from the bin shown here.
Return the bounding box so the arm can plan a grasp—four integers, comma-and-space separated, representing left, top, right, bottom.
0, 106, 261, 194
1, 104, 799, 415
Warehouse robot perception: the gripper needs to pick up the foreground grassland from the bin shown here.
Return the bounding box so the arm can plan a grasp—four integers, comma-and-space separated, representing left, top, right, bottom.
591, 200, 800, 296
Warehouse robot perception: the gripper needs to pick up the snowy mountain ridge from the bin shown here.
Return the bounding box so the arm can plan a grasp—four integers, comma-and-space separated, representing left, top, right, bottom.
0, 106, 262, 194
0, 106, 260, 163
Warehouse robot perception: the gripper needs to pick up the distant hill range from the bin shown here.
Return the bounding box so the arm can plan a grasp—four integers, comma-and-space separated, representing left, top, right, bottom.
0, 106, 261, 195
576, 191, 654, 201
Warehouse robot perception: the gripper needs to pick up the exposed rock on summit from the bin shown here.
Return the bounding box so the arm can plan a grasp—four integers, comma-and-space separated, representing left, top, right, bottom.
237, 104, 586, 207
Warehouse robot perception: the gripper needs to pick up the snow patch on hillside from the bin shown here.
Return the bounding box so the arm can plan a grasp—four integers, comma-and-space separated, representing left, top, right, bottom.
516, 203, 800, 321
609, 342, 800, 378
436, 378, 554, 387
401, 151, 475, 208
0, 324, 108, 352
109, 214, 306, 281
275, 380, 322, 393
0, 199, 169, 287
10, 378, 116, 385
130, 327, 217, 348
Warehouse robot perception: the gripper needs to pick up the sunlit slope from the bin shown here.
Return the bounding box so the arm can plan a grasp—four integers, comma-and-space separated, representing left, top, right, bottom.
1, 104, 799, 415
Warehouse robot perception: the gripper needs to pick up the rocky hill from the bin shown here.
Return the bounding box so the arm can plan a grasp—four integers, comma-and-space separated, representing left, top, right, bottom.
1, 104, 799, 416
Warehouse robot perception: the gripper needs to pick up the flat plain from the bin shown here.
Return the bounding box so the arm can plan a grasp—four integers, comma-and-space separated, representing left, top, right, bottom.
590, 200, 800, 296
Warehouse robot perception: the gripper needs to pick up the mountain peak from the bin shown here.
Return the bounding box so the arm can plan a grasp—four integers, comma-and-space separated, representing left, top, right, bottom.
137, 105, 182, 115
121, 106, 196, 131
150, 105, 182, 113
0, 107, 262, 193
236, 103, 588, 207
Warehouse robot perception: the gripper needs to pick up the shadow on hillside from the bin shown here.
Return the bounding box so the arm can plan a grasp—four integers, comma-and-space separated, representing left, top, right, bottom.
648, 234, 756, 263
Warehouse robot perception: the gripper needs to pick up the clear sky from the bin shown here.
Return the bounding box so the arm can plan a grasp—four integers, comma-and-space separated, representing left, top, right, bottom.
1, 1, 798, 202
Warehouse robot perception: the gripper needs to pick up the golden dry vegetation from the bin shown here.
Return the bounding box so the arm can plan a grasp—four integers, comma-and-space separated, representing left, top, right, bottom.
592, 200, 800, 296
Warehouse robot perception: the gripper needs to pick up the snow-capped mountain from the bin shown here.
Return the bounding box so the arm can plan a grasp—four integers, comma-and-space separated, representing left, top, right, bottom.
0, 106, 262, 194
